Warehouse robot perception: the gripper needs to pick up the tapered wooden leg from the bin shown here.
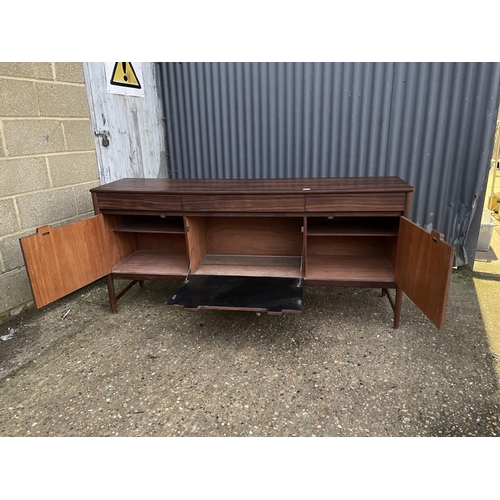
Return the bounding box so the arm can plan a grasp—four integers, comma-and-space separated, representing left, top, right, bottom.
106, 274, 118, 314
381, 288, 386, 297
139, 280, 144, 288
394, 286, 402, 329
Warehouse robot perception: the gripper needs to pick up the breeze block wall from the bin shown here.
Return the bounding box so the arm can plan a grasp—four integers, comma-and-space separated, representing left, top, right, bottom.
0, 62, 99, 323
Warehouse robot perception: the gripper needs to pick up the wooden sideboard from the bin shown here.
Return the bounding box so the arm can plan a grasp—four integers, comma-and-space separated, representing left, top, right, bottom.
20, 177, 454, 328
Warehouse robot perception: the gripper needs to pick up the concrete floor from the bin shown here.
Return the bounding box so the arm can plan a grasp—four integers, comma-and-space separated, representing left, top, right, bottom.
1, 178, 500, 436
0, 272, 499, 436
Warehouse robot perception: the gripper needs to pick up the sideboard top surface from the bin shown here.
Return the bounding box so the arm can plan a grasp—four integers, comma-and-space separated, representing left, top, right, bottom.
91, 176, 414, 195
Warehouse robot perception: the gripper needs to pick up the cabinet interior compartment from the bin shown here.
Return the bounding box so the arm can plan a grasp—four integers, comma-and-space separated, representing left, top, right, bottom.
185, 216, 303, 278
112, 215, 185, 234
307, 216, 400, 236
305, 230, 397, 286
108, 215, 189, 277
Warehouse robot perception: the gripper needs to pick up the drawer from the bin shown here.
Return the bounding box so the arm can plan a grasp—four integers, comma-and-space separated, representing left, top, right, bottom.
306, 193, 406, 212
96, 193, 182, 212
182, 194, 305, 212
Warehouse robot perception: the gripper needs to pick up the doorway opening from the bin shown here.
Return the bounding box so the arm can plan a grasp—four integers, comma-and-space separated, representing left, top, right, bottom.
473, 103, 500, 379
476, 104, 500, 265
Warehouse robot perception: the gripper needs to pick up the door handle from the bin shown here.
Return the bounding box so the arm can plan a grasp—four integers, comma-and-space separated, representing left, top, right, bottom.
95, 130, 110, 147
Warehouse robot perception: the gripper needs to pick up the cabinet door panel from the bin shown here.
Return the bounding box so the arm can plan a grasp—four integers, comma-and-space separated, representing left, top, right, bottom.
20, 215, 111, 308
395, 217, 454, 329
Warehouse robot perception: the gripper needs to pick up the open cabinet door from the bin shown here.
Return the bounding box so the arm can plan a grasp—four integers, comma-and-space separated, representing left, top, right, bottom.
395, 217, 454, 329
20, 215, 111, 308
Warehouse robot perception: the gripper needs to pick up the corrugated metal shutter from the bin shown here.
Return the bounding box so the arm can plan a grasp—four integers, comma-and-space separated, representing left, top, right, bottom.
157, 62, 500, 265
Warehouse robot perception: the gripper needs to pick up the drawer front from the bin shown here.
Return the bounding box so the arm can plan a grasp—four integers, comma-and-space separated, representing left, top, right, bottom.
306, 193, 406, 212
182, 194, 305, 212
96, 193, 182, 212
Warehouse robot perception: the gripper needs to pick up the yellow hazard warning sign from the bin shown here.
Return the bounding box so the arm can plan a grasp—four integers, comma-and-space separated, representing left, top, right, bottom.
110, 62, 142, 89
105, 62, 144, 97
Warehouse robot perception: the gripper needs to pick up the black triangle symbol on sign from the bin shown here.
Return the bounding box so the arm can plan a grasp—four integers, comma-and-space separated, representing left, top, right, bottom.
110, 62, 142, 89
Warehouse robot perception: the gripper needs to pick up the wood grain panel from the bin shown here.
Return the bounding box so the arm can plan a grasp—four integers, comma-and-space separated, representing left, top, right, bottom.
185, 216, 208, 273
20, 215, 111, 308
182, 194, 305, 212
96, 193, 182, 212
302, 216, 307, 278
137, 233, 187, 254
307, 236, 391, 257
306, 193, 405, 212
395, 217, 454, 329
111, 250, 188, 277
387, 232, 399, 269
305, 255, 395, 284
91, 176, 413, 195
102, 214, 136, 268
207, 217, 303, 256
194, 254, 301, 278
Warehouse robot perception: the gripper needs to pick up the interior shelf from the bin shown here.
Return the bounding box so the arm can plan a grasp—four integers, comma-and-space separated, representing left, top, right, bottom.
112, 250, 188, 276
306, 255, 395, 284
193, 254, 302, 278
113, 216, 185, 234
307, 217, 399, 236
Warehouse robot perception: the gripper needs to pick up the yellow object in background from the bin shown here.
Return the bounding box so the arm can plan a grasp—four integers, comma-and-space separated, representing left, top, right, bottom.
489, 193, 500, 212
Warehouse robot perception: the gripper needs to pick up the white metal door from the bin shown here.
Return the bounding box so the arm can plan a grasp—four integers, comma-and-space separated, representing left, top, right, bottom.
83, 62, 168, 183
